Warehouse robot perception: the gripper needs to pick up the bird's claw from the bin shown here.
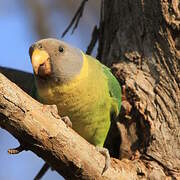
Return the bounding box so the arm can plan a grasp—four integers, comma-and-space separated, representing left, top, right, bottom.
61, 116, 72, 128
96, 146, 110, 175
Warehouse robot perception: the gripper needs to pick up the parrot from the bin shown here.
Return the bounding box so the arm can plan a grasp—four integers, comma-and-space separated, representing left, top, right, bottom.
29, 38, 121, 178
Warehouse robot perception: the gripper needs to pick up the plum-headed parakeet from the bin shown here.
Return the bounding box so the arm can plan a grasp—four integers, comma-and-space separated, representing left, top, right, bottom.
29, 38, 121, 176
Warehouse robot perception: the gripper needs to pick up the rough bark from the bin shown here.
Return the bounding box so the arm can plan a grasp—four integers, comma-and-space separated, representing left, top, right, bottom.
98, 0, 180, 178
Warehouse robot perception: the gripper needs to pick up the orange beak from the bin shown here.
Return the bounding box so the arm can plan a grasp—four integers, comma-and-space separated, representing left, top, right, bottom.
31, 49, 51, 76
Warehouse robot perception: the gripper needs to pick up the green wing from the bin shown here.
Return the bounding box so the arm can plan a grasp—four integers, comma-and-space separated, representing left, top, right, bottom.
102, 64, 121, 115
85, 54, 121, 115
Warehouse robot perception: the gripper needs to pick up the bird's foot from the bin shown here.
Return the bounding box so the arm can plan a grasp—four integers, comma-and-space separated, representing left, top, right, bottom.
61, 116, 72, 128
96, 146, 110, 175
42, 104, 61, 119
8, 144, 25, 154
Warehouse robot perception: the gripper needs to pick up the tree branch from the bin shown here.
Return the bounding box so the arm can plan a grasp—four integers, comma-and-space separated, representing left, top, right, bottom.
86, 25, 99, 55
0, 67, 34, 95
0, 72, 143, 179
61, 0, 88, 38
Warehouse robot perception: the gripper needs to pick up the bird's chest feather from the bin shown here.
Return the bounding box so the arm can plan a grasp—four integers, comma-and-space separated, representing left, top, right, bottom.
36, 59, 112, 144
56, 79, 109, 123
38, 75, 111, 137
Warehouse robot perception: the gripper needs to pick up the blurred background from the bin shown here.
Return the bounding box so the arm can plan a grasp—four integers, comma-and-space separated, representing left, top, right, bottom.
0, 0, 100, 179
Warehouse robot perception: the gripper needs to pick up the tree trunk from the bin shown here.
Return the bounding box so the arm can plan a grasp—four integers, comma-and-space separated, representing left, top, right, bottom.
0, 0, 179, 179
98, 0, 180, 178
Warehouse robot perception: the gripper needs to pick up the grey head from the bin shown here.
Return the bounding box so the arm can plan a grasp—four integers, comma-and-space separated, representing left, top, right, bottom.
29, 38, 83, 84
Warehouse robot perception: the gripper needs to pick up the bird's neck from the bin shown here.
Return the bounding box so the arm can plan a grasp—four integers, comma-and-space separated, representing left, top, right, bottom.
36, 53, 89, 104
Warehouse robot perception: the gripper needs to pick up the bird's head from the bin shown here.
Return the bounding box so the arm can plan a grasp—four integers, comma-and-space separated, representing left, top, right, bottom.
29, 38, 83, 84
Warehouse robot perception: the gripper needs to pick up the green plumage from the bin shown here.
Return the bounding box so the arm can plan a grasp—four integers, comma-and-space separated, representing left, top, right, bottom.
30, 39, 121, 148
102, 64, 121, 113
86, 55, 121, 117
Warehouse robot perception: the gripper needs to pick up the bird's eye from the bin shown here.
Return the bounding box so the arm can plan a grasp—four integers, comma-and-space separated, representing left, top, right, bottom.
59, 46, 64, 53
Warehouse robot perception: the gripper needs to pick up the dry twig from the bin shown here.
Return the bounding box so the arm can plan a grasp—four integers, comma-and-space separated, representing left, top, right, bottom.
86, 25, 99, 55
61, 0, 88, 38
